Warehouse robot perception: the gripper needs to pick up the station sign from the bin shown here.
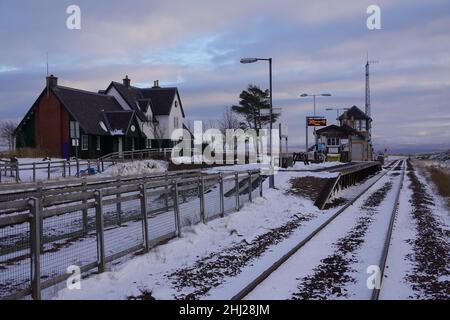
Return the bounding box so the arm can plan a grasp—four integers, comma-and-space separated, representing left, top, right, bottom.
307, 117, 327, 127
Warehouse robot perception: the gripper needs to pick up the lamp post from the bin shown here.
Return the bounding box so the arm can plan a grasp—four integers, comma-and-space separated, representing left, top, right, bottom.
300, 93, 331, 151
325, 107, 350, 125
241, 57, 275, 188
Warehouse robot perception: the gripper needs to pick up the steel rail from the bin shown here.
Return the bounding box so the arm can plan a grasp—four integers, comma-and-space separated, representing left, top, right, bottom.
371, 160, 406, 300
231, 159, 402, 300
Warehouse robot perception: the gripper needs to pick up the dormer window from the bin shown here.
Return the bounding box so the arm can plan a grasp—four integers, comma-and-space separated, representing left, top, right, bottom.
174, 101, 178, 108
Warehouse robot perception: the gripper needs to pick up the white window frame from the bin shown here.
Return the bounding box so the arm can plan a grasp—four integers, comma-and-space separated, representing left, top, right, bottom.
81, 135, 89, 151
96, 136, 101, 151
174, 116, 179, 129
146, 139, 152, 148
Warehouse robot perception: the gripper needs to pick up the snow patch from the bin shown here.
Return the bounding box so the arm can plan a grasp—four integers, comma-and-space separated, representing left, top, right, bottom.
99, 160, 168, 177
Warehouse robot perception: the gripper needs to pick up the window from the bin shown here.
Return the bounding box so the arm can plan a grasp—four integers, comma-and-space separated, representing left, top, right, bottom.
327, 137, 340, 146
361, 120, 367, 131
146, 139, 152, 149
81, 135, 88, 151
70, 121, 80, 138
96, 136, 101, 151
174, 116, 179, 128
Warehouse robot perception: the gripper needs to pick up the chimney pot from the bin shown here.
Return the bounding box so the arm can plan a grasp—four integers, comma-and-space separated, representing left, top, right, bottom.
123, 75, 131, 87
153, 80, 160, 88
46, 74, 58, 89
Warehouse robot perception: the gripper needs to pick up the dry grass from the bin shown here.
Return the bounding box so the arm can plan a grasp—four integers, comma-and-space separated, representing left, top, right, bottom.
427, 167, 450, 205
416, 160, 450, 208
0, 148, 48, 158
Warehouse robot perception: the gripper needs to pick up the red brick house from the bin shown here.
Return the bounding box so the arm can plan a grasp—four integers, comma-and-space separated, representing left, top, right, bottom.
15, 75, 144, 159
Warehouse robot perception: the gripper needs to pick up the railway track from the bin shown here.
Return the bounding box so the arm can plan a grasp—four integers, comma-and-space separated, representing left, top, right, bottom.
231, 159, 406, 300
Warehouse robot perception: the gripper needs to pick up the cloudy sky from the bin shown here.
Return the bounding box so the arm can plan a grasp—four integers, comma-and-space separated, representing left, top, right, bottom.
1, 0, 449, 152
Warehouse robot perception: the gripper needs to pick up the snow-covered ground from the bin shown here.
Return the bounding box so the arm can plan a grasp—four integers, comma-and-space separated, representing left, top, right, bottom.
53, 162, 401, 300
98, 160, 168, 177
0, 158, 103, 183
2, 158, 448, 300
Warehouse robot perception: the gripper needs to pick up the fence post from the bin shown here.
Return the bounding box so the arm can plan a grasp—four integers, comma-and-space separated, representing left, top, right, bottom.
94, 190, 106, 273
116, 177, 122, 226
219, 173, 225, 217
199, 176, 205, 223
248, 171, 252, 203
36, 181, 44, 251
139, 184, 150, 252
68, 160, 71, 177
259, 172, 263, 197
76, 159, 80, 177
29, 197, 42, 300
33, 162, 36, 182
235, 172, 240, 211
173, 181, 181, 237
82, 180, 89, 234
15, 164, 19, 183
164, 173, 169, 211
63, 161, 66, 178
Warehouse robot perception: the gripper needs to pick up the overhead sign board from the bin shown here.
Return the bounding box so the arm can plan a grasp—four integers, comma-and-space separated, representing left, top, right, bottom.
307, 117, 327, 127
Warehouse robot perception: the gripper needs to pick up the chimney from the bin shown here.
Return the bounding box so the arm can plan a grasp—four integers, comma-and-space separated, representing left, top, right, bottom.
46, 74, 58, 89
153, 80, 160, 88
123, 75, 131, 87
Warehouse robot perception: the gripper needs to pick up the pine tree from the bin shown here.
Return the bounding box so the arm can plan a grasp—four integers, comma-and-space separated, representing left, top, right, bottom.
231, 85, 279, 130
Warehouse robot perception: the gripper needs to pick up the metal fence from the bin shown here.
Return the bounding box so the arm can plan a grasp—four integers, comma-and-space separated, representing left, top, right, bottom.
0, 159, 107, 184
0, 169, 264, 300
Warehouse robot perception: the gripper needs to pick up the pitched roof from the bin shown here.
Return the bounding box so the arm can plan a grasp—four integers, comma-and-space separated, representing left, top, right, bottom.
107, 82, 185, 118
102, 111, 134, 136
108, 82, 147, 121
141, 87, 184, 116
316, 124, 364, 138
52, 86, 123, 136
338, 105, 372, 121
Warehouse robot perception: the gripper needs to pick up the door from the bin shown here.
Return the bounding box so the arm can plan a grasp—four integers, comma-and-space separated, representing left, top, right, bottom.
352, 143, 363, 161
118, 137, 123, 156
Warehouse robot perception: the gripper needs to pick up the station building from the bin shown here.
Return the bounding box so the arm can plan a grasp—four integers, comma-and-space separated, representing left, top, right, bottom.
315, 106, 373, 162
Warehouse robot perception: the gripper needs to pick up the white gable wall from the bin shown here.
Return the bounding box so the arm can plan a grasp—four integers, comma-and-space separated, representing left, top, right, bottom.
155, 93, 184, 140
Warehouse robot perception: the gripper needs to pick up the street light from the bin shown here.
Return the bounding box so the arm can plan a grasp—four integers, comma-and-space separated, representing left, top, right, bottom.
300, 93, 332, 151
300, 93, 332, 115
240, 57, 275, 188
325, 107, 350, 125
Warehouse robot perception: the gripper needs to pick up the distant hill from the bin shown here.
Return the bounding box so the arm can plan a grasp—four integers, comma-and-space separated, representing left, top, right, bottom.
417, 149, 450, 162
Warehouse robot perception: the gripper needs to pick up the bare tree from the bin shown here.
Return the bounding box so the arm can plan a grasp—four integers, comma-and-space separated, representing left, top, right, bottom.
0, 121, 17, 151
153, 122, 167, 149
218, 106, 241, 134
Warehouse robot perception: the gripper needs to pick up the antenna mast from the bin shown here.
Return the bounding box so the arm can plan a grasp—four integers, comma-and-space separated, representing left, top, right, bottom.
365, 53, 377, 118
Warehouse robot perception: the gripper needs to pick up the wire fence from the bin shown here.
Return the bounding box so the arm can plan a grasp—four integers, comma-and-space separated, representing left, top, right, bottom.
0, 159, 109, 184
0, 169, 264, 300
